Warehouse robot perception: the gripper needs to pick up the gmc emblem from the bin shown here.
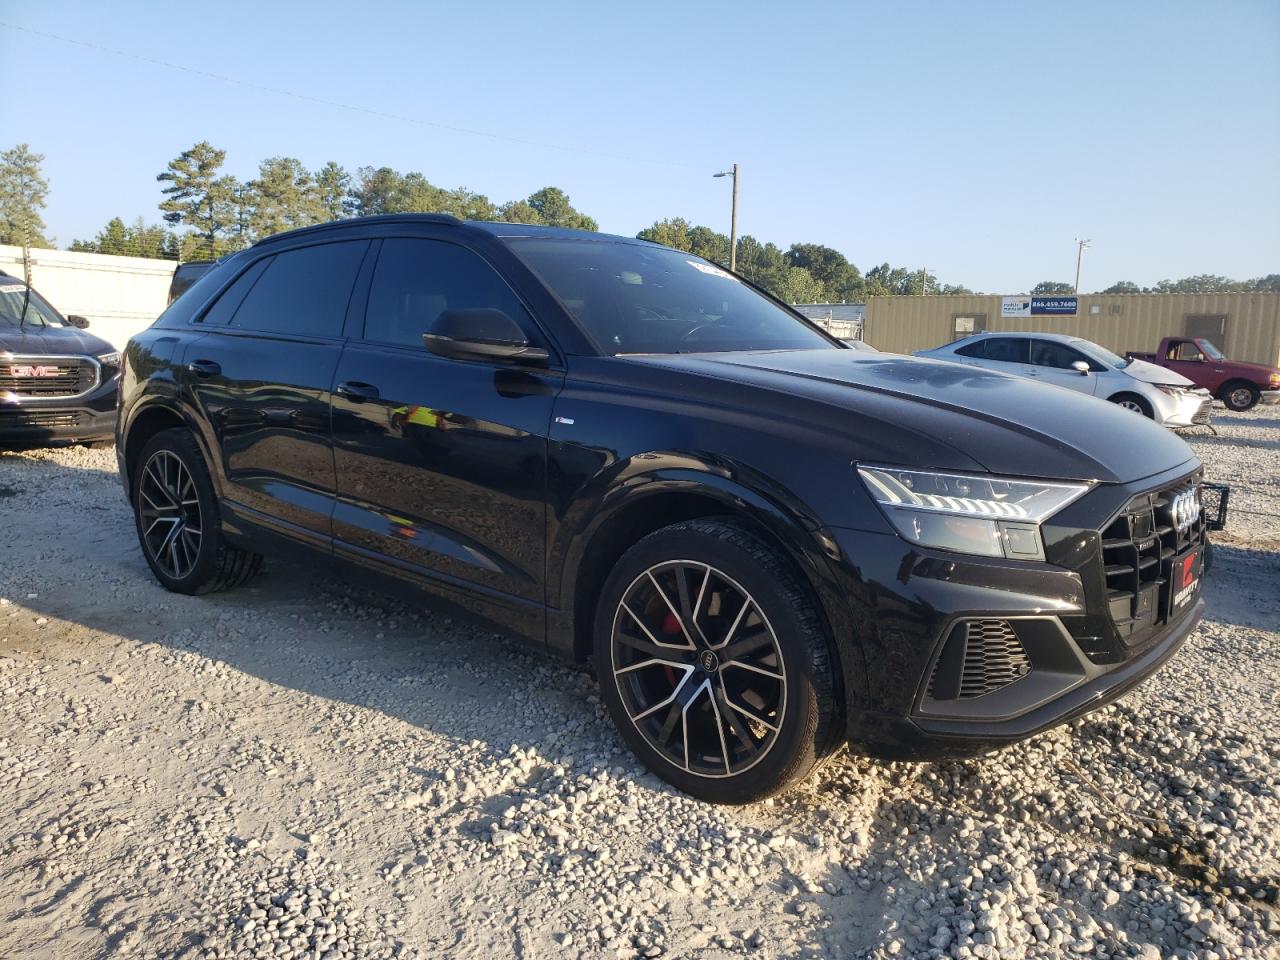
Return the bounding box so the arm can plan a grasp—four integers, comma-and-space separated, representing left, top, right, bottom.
9, 364, 60, 377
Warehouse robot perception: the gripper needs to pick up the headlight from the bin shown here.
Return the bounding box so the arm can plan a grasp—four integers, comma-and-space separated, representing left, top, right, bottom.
857, 466, 1090, 560
1270, 372, 1279, 388
97, 351, 120, 367
1154, 384, 1187, 398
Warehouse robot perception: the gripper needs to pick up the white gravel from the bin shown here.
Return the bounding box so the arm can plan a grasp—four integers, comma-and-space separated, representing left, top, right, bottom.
1, 411, 1278, 960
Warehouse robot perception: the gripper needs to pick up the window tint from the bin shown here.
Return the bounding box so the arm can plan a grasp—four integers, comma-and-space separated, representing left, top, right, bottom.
200, 258, 271, 326
1030, 339, 1090, 369
228, 241, 367, 336
364, 238, 530, 348
954, 340, 987, 359
982, 337, 1030, 363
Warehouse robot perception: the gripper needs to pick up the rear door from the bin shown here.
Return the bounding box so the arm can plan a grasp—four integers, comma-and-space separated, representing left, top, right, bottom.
330, 235, 562, 643
183, 239, 370, 549
954, 336, 1031, 374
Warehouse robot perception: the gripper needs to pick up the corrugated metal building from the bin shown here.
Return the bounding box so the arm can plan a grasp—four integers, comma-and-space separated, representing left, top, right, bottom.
863, 293, 1280, 366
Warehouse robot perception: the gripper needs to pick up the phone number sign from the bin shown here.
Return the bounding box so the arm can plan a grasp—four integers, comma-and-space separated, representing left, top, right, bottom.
1002, 296, 1078, 317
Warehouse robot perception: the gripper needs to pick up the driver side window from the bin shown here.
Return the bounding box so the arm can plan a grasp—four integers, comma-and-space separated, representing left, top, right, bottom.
363, 238, 534, 349
1030, 339, 1091, 370
1171, 342, 1204, 361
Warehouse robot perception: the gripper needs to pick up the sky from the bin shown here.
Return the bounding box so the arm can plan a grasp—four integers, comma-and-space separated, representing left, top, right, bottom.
2, 0, 1278, 294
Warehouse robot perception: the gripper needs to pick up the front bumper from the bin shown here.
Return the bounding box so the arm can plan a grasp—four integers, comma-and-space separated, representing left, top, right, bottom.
824, 462, 1211, 760
1158, 389, 1214, 428
1261, 389, 1280, 406
0, 379, 119, 443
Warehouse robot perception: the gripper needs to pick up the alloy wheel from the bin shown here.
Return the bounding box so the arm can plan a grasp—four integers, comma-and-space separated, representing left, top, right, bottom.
138, 449, 203, 579
1117, 398, 1144, 414
610, 560, 787, 778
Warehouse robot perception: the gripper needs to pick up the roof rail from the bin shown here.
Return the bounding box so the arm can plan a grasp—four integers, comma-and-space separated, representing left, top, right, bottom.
251, 213, 464, 247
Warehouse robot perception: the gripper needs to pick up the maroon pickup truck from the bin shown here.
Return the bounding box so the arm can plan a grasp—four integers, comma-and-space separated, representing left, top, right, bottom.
1127, 337, 1280, 412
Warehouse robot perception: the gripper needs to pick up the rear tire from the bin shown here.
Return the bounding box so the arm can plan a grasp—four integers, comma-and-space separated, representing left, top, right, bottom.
131, 428, 262, 594
593, 519, 839, 804
1109, 393, 1154, 418
1220, 381, 1260, 412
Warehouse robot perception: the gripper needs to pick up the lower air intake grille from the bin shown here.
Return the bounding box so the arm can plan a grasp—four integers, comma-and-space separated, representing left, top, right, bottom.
926, 619, 1031, 701
0, 410, 83, 429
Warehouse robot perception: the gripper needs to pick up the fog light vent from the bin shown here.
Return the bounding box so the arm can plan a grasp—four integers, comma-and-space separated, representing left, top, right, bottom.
926, 619, 1031, 701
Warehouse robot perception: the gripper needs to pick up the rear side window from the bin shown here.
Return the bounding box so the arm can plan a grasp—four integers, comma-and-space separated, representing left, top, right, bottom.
200, 259, 271, 326
227, 241, 368, 337
363, 238, 531, 348
972, 337, 1030, 363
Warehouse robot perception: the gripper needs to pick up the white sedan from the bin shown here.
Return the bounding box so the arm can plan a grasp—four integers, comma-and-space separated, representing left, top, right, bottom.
917, 332, 1213, 428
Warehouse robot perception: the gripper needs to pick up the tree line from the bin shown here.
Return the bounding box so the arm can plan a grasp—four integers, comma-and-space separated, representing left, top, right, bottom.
2, 141, 1275, 301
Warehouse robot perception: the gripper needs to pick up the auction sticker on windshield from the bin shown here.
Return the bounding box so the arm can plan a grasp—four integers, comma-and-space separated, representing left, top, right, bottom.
686, 260, 736, 280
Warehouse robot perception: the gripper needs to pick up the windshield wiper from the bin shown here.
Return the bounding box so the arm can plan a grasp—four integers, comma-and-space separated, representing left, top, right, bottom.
18, 285, 31, 331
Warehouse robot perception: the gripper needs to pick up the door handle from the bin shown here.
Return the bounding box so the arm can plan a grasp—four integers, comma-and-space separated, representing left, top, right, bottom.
187, 359, 221, 377
336, 381, 380, 401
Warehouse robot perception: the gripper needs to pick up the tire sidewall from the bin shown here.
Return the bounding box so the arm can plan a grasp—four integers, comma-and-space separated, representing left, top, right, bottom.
1111, 393, 1153, 418
593, 523, 829, 804
132, 430, 223, 594
1222, 383, 1259, 412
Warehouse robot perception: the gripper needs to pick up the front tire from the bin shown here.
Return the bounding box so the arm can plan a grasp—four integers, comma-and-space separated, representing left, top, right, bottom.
593, 519, 839, 803
1109, 392, 1154, 418
132, 428, 262, 594
1220, 381, 1260, 412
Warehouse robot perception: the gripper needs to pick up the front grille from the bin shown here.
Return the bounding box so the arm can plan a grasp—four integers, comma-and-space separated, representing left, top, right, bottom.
0, 357, 98, 398
1101, 479, 1206, 645
926, 619, 1031, 701
0, 410, 83, 429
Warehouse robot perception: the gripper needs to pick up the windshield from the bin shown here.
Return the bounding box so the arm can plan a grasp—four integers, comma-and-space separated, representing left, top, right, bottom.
1076, 340, 1130, 370
506, 239, 836, 355
0, 278, 64, 328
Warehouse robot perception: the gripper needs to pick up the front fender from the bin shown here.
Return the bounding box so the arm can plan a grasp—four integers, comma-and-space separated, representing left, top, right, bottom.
546, 449, 869, 710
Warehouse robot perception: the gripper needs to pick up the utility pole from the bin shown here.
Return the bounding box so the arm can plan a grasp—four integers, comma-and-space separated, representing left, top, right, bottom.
1074, 238, 1091, 294
920, 267, 928, 295
714, 164, 739, 272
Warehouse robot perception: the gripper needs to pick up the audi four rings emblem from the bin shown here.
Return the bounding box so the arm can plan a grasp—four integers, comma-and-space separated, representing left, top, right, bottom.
1172, 487, 1200, 531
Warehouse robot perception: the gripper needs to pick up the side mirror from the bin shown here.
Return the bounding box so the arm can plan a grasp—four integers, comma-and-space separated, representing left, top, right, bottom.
66, 314, 90, 329
1071, 360, 1091, 375
423, 308, 549, 365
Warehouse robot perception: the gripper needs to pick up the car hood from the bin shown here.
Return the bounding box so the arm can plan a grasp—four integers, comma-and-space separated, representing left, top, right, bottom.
0, 324, 115, 357
634, 350, 1198, 485
1124, 358, 1194, 387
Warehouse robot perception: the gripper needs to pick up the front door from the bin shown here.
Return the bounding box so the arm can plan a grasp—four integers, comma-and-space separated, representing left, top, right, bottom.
1027, 339, 1100, 395
182, 239, 370, 547
330, 236, 562, 643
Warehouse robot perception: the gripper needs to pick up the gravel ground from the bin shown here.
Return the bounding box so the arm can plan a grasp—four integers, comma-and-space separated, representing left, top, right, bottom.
1, 412, 1278, 960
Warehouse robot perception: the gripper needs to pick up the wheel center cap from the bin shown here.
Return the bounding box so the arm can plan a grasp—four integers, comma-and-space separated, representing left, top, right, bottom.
698, 649, 720, 673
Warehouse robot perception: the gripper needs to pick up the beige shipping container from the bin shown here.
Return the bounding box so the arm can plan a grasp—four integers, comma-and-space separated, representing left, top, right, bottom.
863, 293, 1280, 367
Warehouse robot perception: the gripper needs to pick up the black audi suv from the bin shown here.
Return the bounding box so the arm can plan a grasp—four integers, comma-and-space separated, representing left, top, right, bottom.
1, 271, 120, 445
115, 215, 1212, 802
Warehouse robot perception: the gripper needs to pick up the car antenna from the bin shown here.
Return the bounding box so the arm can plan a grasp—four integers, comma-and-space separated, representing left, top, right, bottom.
18, 282, 31, 331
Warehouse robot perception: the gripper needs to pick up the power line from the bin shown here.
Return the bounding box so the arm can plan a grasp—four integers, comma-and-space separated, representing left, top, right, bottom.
0, 20, 710, 173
